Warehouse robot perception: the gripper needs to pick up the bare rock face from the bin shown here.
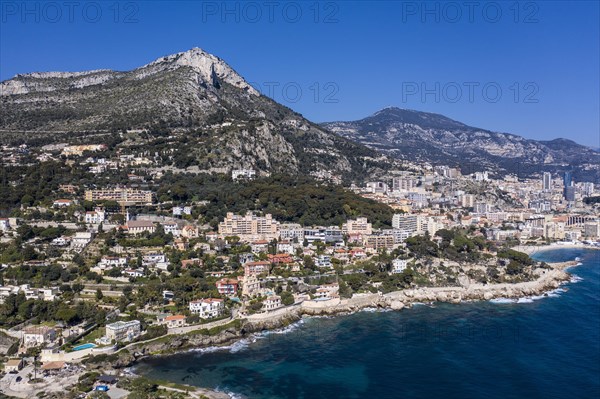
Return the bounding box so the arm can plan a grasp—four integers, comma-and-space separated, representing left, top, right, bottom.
0, 48, 391, 181
141, 48, 259, 95
1, 70, 117, 95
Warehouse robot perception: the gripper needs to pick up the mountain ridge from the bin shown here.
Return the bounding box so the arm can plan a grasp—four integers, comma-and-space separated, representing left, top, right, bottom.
322, 107, 600, 181
0, 48, 391, 182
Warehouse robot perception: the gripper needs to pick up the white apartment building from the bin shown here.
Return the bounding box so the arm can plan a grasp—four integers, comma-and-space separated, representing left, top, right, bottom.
392, 177, 418, 192
392, 214, 425, 235
84, 208, 106, 224
316, 255, 332, 268
342, 217, 373, 236
474, 171, 489, 181
392, 259, 408, 274
460, 194, 475, 208
162, 222, 181, 237
277, 240, 295, 254
71, 232, 93, 250
474, 203, 492, 214
51, 236, 71, 246
279, 223, 305, 241
173, 206, 193, 216
105, 320, 141, 342
582, 182, 595, 197
143, 253, 167, 265
189, 298, 224, 318
84, 188, 153, 205
53, 199, 73, 208
426, 217, 444, 236
218, 212, 280, 242
366, 181, 389, 194
263, 295, 282, 311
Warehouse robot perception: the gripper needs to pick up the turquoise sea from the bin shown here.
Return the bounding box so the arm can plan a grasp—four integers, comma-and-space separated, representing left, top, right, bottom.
136, 248, 600, 398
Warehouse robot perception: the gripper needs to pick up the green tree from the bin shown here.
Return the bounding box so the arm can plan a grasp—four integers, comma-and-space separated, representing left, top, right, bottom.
303, 256, 315, 270
280, 291, 294, 306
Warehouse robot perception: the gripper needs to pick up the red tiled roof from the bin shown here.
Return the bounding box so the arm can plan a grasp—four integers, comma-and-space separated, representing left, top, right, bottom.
165, 315, 186, 321
217, 278, 238, 285
246, 261, 270, 266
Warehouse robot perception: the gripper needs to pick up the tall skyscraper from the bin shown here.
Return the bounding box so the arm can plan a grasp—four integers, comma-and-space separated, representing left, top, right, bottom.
563, 171, 573, 199
565, 186, 576, 202
543, 172, 552, 191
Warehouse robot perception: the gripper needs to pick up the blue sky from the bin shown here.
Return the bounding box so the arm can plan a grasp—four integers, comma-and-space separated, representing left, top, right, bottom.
1, 1, 598, 147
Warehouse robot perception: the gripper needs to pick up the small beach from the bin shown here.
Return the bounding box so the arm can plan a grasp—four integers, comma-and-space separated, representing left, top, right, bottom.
515, 242, 600, 255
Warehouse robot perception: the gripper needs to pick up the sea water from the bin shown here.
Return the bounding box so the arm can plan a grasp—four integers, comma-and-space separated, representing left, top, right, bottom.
137, 248, 600, 398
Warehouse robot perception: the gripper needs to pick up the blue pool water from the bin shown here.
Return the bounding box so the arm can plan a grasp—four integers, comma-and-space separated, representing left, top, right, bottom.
72, 343, 96, 351
137, 248, 600, 399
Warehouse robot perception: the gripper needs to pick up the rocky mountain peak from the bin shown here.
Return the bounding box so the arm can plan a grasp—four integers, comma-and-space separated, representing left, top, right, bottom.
142, 47, 258, 95
0, 47, 391, 182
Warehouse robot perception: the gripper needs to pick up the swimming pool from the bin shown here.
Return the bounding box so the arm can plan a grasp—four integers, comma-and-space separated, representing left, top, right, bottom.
72, 343, 96, 351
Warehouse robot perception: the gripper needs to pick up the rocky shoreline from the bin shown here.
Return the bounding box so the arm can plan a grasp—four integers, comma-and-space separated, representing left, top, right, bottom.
86, 258, 580, 398
108, 260, 577, 380
245, 260, 577, 320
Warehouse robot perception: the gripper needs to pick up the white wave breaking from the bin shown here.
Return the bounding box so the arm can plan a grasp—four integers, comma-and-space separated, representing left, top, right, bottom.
189, 319, 306, 355
490, 287, 569, 304
570, 275, 583, 283
215, 387, 246, 399
489, 298, 516, 304
267, 319, 306, 335
359, 306, 394, 313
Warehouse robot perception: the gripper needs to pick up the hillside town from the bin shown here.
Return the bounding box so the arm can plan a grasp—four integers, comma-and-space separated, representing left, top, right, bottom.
0, 140, 599, 398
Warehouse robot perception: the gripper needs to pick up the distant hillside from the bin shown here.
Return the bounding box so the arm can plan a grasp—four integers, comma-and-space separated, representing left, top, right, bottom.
0, 48, 391, 182
323, 107, 600, 181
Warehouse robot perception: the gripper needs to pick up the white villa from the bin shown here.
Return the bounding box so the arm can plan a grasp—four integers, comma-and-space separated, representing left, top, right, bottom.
99, 256, 128, 269
392, 259, 408, 274
23, 326, 57, 347
189, 298, 224, 319
263, 295, 282, 311
105, 320, 141, 342
162, 221, 181, 237
84, 208, 105, 224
